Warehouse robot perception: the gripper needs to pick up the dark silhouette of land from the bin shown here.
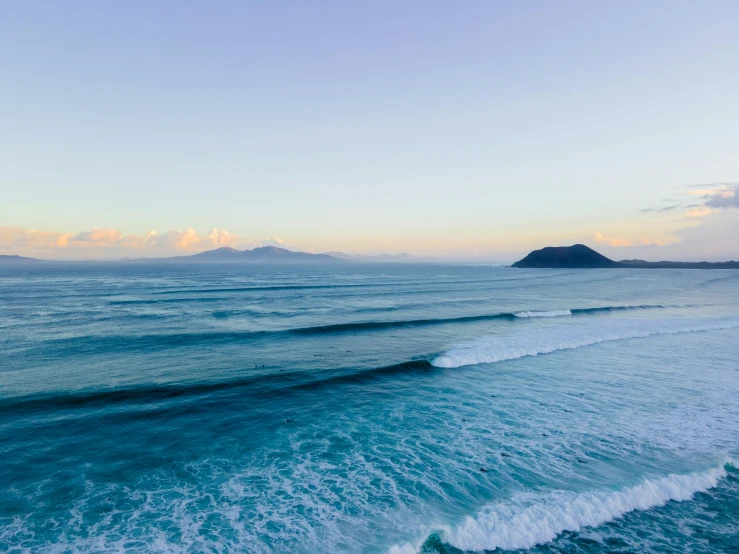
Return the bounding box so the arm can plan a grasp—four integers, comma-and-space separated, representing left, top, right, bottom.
512, 245, 621, 268
618, 259, 739, 269
513, 244, 739, 269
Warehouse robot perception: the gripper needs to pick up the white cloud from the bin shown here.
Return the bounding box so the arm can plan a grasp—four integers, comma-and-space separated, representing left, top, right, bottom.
0, 227, 71, 249
72, 228, 123, 244
156, 228, 202, 250
206, 228, 240, 248
0, 226, 250, 259
261, 237, 287, 247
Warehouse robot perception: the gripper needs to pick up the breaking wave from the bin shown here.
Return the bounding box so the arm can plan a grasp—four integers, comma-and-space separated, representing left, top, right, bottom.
433, 317, 739, 368
514, 310, 572, 318
390, 459, 736, 553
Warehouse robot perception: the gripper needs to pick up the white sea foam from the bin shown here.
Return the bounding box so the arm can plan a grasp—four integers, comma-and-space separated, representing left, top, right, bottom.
514, 310, 572, 318
433, 317, 739, 368
390, 460, 736, 554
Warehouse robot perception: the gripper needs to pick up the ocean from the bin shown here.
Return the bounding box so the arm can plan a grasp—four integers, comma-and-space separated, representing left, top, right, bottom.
1, 262, 738, 553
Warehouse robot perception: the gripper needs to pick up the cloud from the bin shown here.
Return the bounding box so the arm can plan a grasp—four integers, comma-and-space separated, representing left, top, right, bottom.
640, 237, 665, 246
592, 232, 665, 249
0, 226, 250, 259
594, 232, 631, 247
261, 237, 287, 247
704, 187, 739, 209
207, 228, 240, 248
630, 209, 739, 261
72, 228, 123, 244
593, 182, 739, 261
669, 208, 739, 259
639, 204, 681, 213
155, 228, 202, 250
685, 182, 739, 211
639, 182, 738, 218
686, 206, 716, 218
0, 227, 71, 249
241, 237, 291, 249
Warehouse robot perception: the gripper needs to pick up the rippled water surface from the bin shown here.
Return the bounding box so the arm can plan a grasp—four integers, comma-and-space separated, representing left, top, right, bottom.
1, 263, 738, 553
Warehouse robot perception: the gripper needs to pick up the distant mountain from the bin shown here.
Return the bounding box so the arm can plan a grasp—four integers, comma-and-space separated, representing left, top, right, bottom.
619, 259, 739, 269
512, 245, 739, 269
158, 246, 344, 263
1, 248, 414, 264
0, 254, 40, 264
512, 244, 620, 268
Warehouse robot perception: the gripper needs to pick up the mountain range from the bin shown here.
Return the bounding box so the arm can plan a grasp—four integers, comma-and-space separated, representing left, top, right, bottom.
0, 247, 418, 264
161, 246, 342, 263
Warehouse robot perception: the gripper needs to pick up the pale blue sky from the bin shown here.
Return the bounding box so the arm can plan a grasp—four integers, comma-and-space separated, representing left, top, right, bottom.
1, 1, 738, 259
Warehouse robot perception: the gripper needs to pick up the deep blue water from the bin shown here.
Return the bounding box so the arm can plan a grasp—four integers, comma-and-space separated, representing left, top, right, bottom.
1, 263, 738, 553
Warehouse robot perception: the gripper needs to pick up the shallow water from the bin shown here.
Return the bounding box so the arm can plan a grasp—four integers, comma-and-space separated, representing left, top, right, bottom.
1, 263, 738, 553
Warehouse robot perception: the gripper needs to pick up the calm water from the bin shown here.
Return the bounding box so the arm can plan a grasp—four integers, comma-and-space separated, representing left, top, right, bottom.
1, 263, 738, 553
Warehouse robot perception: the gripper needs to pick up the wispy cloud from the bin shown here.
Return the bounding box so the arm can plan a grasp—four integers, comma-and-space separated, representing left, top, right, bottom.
639, 204, 682, 213
640, 182, 738, 218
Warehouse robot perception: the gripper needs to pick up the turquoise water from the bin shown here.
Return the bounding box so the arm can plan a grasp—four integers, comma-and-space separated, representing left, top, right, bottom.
1, 263, 738, 553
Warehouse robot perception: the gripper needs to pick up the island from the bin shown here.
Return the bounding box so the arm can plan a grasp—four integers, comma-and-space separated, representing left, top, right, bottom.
512, 244, 621, 268
512, 244, 739, 269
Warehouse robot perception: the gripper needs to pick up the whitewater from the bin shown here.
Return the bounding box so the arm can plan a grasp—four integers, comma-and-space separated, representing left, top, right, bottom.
390, 459, 737, 553
1, 263, 738, 553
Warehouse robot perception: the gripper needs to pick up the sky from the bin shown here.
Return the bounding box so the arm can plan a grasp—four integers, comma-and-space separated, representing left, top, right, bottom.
1, 0, 738, 261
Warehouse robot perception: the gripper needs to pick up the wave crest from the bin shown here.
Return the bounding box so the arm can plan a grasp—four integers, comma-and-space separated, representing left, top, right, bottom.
391, 460, 736, 553
514, 310, 572, 318
433, 318, 739, 368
